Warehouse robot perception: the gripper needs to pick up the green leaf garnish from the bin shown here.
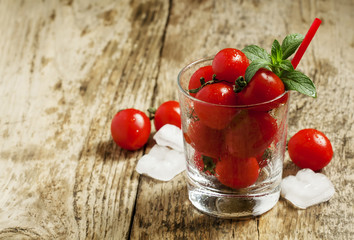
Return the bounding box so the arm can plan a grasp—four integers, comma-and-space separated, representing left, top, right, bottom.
271, 39, 282, 64
244, 58, 272, 83
278, 59, 294, 72
242, 45, 272, 63
241, 33, 317, 98
281, 71, 317, 98
281, 33, 304, 60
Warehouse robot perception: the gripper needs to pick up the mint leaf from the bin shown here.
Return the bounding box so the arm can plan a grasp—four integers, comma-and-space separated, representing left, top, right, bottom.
242, 33, 316, 98
242, 45, 272, 62
281, 33, 304, 60
271, 39, 282, 64
245, 58, 271, 83
279, 59, 295, 72
281, 70, 317, 98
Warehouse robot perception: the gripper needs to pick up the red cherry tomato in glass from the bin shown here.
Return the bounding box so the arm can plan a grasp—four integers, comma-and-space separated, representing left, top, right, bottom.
111, 109, 151, 150
288, 129, 333, 171
215, 155, 259, 189
224, 111, 278, 159
188, 65, 214, 97
187, 120, 223, 159
212, 48, 249, 83
194, 82, 239, 129
154, 101, 181, 131
238, 68, 286, 111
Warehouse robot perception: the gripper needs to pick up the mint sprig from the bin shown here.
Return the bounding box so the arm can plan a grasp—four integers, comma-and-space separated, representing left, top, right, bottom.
271, 39, 282, 64
244, 58, 271, 83
281, 33, 305, 60
241, 33, 317, 98
278, 59, 294, 72
281, 71, 317, 98
242, 45, 271, 62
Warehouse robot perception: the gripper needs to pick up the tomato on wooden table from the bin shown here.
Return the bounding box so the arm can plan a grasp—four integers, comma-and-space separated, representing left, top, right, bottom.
111, 109, 151, 151
153, 100, 181, 131
288, 129, 333, 171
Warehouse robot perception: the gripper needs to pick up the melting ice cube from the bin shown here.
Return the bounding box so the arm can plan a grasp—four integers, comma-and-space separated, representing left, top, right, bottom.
281, 168, 335, 209
136, 124, 186, 181
136, 145, 186, 181
153, 124, 184, 152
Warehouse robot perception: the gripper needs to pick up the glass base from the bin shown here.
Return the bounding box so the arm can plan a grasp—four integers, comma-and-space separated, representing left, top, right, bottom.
187, 177, 280, 219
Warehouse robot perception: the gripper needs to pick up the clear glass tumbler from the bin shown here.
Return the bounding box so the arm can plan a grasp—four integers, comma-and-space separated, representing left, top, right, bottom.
177, 57, 290, 218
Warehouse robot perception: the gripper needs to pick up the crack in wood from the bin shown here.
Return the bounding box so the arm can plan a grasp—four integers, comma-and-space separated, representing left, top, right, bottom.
0, 227, 43, 239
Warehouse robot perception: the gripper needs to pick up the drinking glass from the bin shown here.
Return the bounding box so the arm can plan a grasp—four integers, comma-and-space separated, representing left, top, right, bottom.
177, 57, 290, 218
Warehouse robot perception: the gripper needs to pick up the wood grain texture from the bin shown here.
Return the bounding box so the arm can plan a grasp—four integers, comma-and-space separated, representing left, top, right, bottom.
0, 0, 353, 239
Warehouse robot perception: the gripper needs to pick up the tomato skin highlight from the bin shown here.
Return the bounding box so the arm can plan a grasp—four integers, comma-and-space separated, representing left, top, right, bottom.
288, 129, 333, 171
224, 111, 278, 159
194, 82, 239, 129
188, 65, 214, 97
237, 69, 286, 111
111, 109, 151, 151
212, 48, 249, 83
215, 156, 260, 189
154, 101, 181, 131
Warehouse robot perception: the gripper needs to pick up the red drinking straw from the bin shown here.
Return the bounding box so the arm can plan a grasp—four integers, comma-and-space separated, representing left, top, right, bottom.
291, 18, 322, 69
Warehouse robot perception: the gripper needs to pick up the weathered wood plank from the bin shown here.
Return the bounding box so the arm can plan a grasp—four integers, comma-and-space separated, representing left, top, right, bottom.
131, 0, 354, 239
0, 0, 169, 239
0, 0, 353, 239
265, 0, 354, 239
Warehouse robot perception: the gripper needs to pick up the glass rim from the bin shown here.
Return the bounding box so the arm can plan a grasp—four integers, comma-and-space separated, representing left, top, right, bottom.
177, 56, 289, 109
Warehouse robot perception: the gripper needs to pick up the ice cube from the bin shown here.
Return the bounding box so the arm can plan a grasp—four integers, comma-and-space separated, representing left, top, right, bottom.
147, 144, 170, 158
136, 145, 186, 181
153, 124, 184, 152
281, 168, 335, 209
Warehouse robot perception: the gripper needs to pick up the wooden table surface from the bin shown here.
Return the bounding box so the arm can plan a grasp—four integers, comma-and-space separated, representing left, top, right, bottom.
0, 0, 353, 239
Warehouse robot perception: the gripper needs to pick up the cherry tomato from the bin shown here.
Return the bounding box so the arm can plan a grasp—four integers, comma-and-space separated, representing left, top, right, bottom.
237, 68, 286, 111
194, 82, 239, 129
224, 111, 278, 159
288, 129, 333, 171
215, 155, 259, 189
154, 101, 181, 131
188, 65, 214, 97
212, 48, 249, 83
187, 120, 223, 159
111, 109, 151, 151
